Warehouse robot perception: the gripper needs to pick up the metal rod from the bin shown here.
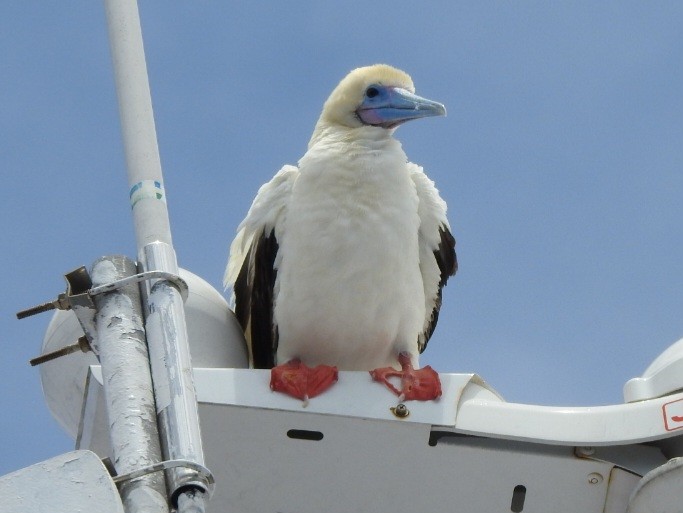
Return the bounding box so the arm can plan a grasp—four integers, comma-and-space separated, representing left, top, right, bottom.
29, 336, 90, 366
103, 1, 210, 510
16, 295, 68, 319
92, 255, 168, 513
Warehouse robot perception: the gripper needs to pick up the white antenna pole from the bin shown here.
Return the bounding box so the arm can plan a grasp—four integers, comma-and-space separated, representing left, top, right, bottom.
103, 1, 211, 511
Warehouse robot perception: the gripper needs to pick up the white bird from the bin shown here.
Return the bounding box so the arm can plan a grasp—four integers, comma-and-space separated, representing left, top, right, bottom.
225, 64, 457, 403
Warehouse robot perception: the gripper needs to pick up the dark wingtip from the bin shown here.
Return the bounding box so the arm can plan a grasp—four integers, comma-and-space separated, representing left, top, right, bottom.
437, 226, 458, 280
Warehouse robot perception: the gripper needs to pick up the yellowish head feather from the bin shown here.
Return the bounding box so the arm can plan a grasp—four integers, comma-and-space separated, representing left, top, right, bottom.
310, 64, 414, 145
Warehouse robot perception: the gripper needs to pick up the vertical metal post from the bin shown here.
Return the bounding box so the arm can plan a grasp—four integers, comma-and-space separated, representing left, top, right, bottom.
103, 1, 210, 511
92, 255, 168, 513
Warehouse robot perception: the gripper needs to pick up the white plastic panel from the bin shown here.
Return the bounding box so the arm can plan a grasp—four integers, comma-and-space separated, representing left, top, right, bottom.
0, 450, 123, 513
604, 467, 642, 513
200, 404, 634, 513
196, 368, 683, 446
627, 457, 683, 513
76, 367, 670, 513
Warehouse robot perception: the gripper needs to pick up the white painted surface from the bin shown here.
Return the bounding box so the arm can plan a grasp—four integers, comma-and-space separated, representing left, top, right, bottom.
627, 457, 683, 513
193, 368, 683, 446
74, 367, 683, 512
0, 450, 123, 513
624, 337, 683, 403
199, 404, 642, 513
195, 368, 498, 426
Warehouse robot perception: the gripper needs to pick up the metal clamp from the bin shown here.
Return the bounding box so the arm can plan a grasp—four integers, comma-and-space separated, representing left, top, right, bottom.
112, 459, 215, 498
18, 263, 189, 365
90, 270, 189, 302
17, 267, 189, 320
16, 266, 93, 319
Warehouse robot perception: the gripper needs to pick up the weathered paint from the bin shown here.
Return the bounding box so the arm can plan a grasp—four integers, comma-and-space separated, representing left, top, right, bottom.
92, 255, 168, 513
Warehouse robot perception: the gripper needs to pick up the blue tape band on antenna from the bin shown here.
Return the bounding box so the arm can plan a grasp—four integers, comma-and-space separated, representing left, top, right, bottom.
130, 180, 166, 208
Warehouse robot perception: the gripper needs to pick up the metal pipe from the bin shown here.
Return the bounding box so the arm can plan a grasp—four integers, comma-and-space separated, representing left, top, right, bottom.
103, 0, 210, 510
92, 255, 168, 513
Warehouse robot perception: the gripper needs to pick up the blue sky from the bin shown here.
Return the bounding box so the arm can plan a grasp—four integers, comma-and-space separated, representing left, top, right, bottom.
2, 2, 683, 476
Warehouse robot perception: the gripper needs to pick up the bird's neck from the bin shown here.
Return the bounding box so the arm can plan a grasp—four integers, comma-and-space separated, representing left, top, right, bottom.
299, 123, 409, 188
308, 122, 397, 152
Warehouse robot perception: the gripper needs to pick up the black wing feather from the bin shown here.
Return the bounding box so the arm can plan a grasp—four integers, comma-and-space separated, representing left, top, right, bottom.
233, 228, 279, 368
419, 225, 457, 353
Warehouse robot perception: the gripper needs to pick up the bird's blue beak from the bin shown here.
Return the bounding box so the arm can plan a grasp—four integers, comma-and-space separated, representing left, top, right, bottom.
356, 85, 446, 129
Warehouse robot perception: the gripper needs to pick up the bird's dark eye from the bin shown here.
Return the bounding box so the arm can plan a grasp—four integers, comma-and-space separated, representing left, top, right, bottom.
366, 86, 380, 98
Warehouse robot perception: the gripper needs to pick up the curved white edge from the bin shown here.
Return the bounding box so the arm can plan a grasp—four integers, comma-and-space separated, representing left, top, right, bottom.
455, 386, 683, 446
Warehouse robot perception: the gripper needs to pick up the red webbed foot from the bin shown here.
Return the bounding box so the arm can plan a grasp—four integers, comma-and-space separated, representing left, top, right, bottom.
270, 359, 338, 405
369, 353, 442, 401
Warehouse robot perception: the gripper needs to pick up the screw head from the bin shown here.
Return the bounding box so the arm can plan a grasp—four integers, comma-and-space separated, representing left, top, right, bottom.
391, 403, 410, 418
588, 473, 603, 485
575, 446, 595, 457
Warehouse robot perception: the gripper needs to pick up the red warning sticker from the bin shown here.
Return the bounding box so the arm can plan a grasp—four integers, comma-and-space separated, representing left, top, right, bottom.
663, 398, 683, 431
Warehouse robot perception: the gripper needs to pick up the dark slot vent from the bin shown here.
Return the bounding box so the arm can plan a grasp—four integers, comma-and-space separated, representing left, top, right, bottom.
510, 485, 526, 512
428, 430, 471, 446
286, 429, 324, 441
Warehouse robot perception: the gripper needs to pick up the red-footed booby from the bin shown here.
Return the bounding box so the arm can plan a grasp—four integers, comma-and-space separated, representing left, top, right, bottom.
225, 64, 457, 404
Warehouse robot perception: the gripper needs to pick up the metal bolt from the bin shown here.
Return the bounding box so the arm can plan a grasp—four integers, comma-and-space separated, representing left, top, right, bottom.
587, 473, 603, 485
575, 446, 595, 458
29, 336, 91, 366
391, 403, 410, 418
16, 293, 70, 319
